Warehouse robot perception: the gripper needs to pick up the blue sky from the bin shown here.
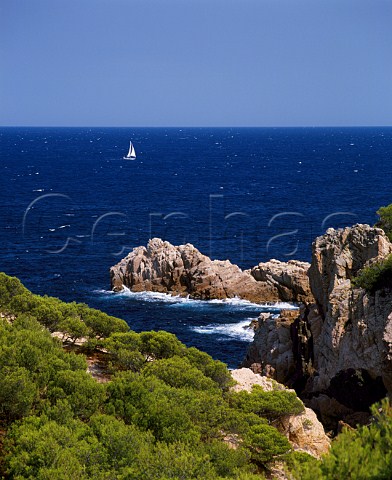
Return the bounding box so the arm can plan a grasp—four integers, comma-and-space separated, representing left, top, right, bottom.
1, 0, 391, 126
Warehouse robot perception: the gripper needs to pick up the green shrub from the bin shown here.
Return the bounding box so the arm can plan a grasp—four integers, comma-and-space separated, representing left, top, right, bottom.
8, 292, 41, 315
185, 346, 233, 390
0, 272, 29, 310
284, 450, 321, 478
1, 271, 313, 477
0, 271, 129, 341
89, 414, 155, 472
48, 370, 106, 421
105, 372, 201, 444
292, 398, 392, 480
0, 315, 86, 388
103, 332, 145, 372
32, 298, 64, 331
351, 203, 392, 292
169, 388, 229, 439
82, 308, 128, 338
142, 356, 219, 391
139, 330, 186, 359
104, 331, 141, 351
229, 385, 304, 420
352, 254, 392, 292
243, 423, 291, 464
58, 316, 90, 343
129, 441, 216, 479
0, 366, 38, 421
376, 204, 392, 242
201, 440, 253, 478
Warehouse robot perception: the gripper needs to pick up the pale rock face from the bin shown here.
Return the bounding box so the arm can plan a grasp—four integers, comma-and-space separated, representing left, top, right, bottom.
110, 238, 311, 303
274, 407, 331, 459
308, 224, 392, 395
231, 366, 287, 392
309, 224, 392, 318
250, 259, 313, 303
230, 368, 330, 459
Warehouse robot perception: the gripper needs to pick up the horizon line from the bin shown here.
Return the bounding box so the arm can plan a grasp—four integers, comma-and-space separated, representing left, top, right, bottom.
1, 124, 392, 129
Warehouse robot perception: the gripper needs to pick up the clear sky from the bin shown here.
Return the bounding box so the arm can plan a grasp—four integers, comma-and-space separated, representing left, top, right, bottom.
1, 0, 391, 127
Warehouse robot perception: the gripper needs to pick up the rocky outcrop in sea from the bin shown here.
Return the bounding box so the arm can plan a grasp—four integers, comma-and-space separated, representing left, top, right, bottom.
250, 259, 313, 303
110, 238, 312, 303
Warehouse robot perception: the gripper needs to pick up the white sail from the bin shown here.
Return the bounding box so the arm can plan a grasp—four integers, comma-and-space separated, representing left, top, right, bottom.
129, 143, 136, 158
124, 141, 136, 159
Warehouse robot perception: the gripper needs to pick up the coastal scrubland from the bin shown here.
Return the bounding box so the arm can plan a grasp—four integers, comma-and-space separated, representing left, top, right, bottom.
0, 272, 391, 479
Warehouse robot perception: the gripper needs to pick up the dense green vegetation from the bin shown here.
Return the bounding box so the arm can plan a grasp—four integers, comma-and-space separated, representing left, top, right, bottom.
2, 272, 392, 479
376, 203, 392, 242
351, 253, 392, 292
0, 272, 129, 340
0, 272, 304, 479
290, 399, 392, 479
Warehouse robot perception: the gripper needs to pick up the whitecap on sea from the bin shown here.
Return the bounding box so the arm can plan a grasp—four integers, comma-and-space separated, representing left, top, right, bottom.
191, 319, 256, 342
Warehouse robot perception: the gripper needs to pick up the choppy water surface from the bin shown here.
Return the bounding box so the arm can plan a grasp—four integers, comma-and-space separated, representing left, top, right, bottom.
1, 127, 392, 366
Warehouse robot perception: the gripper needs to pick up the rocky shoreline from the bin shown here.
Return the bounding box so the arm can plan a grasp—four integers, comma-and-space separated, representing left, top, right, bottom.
111, 224, 392, 431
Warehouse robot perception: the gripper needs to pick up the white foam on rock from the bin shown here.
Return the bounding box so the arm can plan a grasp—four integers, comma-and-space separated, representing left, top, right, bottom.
96, 288, 299, 311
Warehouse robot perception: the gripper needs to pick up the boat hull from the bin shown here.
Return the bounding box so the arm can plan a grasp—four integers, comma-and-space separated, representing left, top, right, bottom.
123, 156, 136, 160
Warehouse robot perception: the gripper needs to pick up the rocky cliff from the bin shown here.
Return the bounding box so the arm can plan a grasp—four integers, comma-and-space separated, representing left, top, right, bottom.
307, 224, 392, 394
243, 224, 392, 428
110, 238, 312, 303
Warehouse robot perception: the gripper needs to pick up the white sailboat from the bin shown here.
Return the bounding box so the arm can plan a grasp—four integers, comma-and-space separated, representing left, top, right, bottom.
123, 141, 136, 160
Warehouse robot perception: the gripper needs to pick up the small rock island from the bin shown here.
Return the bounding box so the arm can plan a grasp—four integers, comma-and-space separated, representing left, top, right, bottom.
110, 237, 312, 303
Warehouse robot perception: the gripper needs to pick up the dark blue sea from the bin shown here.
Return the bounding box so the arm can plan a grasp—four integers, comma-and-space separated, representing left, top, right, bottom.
1, 127, 392, 367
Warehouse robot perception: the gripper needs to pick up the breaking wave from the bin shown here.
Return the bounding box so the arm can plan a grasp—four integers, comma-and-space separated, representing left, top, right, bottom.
94, 287, 298, 312
191, 319, 256, 342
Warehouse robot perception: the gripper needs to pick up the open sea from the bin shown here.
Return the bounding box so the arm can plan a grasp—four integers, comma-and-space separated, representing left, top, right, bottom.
1, 127, 392, 367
